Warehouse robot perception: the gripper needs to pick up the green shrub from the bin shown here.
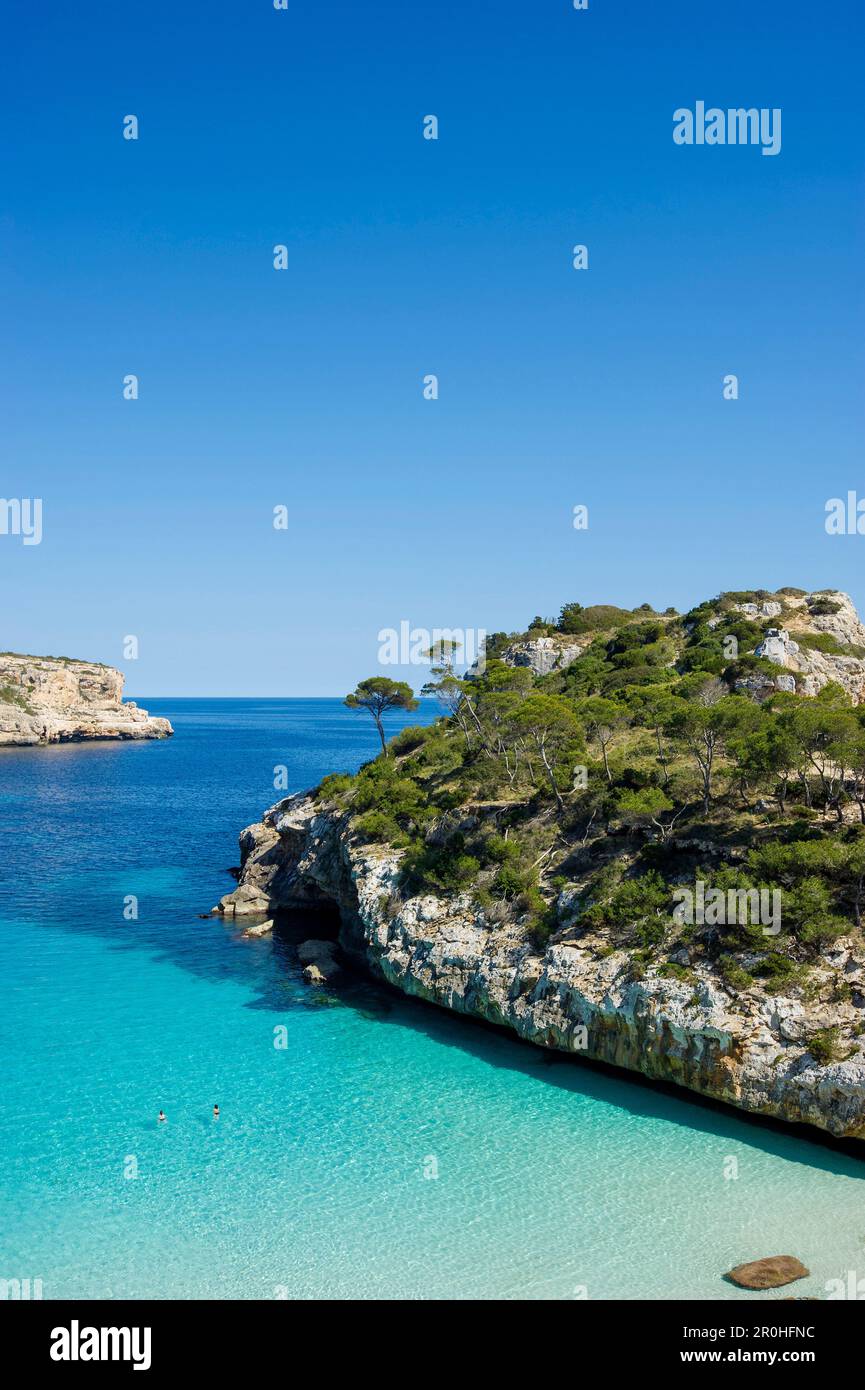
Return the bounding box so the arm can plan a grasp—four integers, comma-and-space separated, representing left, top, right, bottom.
753, 952, 797, 984
495, 862, 530, 898
518, 886, 546, 916
390, 724, 432, 755
484, 834, 519, 864
558, 603, 635, 635
400, 840, 480, 894
316, 772, 354, 802
0, 684, 33, 712
718, 955, 754, 991
584, 870, 670, 930
658, 962, 694, 983
527, 914, 555, 951
355, 810, 406, 844
795, 631, 842, 655
808, 1026, 844, 1065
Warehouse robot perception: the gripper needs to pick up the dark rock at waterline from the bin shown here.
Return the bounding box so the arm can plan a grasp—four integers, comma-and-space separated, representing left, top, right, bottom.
298, 939, 342, 983
725, 1256, 810, 1290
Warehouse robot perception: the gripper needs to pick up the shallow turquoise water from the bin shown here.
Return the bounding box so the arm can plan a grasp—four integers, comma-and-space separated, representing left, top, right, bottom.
2, 699, 864, 1300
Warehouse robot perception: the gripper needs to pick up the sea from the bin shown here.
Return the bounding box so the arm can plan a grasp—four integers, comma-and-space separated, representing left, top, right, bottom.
1, 698, 863, 1300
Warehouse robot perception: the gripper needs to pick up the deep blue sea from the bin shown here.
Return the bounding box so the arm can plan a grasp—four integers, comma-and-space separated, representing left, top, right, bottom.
2, 698, 865, 1300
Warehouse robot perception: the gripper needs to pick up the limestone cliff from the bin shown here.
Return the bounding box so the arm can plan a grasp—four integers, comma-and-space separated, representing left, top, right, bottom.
0, 654, 172, 746
217, 792, 865, 1143
481, 635, 584, 678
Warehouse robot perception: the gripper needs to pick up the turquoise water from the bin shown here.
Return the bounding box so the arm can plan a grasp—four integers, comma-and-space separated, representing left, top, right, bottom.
2, 698, 865, 1301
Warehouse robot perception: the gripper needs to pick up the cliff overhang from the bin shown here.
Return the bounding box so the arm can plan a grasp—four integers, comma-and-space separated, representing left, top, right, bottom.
217, 790, 865, 1144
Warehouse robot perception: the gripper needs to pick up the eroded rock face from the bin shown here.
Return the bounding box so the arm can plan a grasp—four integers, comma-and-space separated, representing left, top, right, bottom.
738, 593, 865, 704
0, 654, 172, 747
734, 601, 784, 620
217, 792, 865, 1143
755, 628, 799, 665
470, 637, 583, 678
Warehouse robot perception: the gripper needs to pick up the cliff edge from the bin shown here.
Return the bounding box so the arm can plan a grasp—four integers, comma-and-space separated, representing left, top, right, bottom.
215, 585, 865, 1143
217, 791, 865, 1143
0, 653, 172, 746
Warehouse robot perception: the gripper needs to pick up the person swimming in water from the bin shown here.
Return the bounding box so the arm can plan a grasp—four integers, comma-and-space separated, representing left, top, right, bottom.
213, 1104, 219, 1120
158, 1110, 166, 1124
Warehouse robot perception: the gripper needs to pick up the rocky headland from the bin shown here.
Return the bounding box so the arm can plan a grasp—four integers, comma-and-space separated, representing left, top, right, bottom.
216, 587, 865, 1144
0, 654, 172, 746
217, 787, 865, 1143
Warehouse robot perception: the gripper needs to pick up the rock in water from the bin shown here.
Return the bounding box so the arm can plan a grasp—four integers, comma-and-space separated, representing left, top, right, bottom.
243, 919, 274, 938
0, 653, 172, 746
298, 939, 342, 982
725, 1256, 810, 1289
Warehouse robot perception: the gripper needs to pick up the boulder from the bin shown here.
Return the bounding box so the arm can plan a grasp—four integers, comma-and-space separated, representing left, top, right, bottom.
298, 939, 342, 982
217, 882, 270, 917
243, 919, 273, 938
725, 1256, 810, 1290
734, 600, 783, 620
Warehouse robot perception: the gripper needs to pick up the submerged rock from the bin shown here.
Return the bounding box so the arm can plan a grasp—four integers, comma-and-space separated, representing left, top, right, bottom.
243, 919, 274, 938
725, 1256, 810, 1290
298, 939, 342, 982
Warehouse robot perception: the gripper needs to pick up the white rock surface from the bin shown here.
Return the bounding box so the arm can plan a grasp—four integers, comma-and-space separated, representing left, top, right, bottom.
468, 636, 583, 678
0, 654, 172, 747
747, 593, 865, 704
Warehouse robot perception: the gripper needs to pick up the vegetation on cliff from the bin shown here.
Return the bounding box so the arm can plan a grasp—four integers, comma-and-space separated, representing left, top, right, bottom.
317, 590, 865, 1007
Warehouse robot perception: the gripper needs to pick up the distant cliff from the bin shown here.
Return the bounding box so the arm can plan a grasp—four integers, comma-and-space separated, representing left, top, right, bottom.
0, 654, 172, 746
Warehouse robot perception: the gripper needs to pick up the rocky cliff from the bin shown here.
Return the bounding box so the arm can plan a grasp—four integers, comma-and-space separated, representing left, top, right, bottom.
481, 635, 584, 677
0, 654, 172, 746
740, 591, 865, 703
217, 792, 865, 1143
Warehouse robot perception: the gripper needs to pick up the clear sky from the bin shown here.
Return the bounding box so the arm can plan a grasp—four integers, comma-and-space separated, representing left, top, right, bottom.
2, 0, 863, 695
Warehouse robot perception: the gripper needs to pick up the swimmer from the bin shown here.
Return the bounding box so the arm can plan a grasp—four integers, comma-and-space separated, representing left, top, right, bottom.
213, 1104, 219, 1120
158, 1110, 166, 1124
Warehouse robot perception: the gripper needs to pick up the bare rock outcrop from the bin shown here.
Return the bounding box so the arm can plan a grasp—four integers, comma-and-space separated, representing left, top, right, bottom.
734, 591, 865, 704
0, 654, 172, 747
471, 636, 584, 678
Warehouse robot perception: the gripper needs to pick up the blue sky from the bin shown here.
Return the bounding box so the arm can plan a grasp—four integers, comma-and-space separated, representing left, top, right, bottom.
2, 0, 863, 695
